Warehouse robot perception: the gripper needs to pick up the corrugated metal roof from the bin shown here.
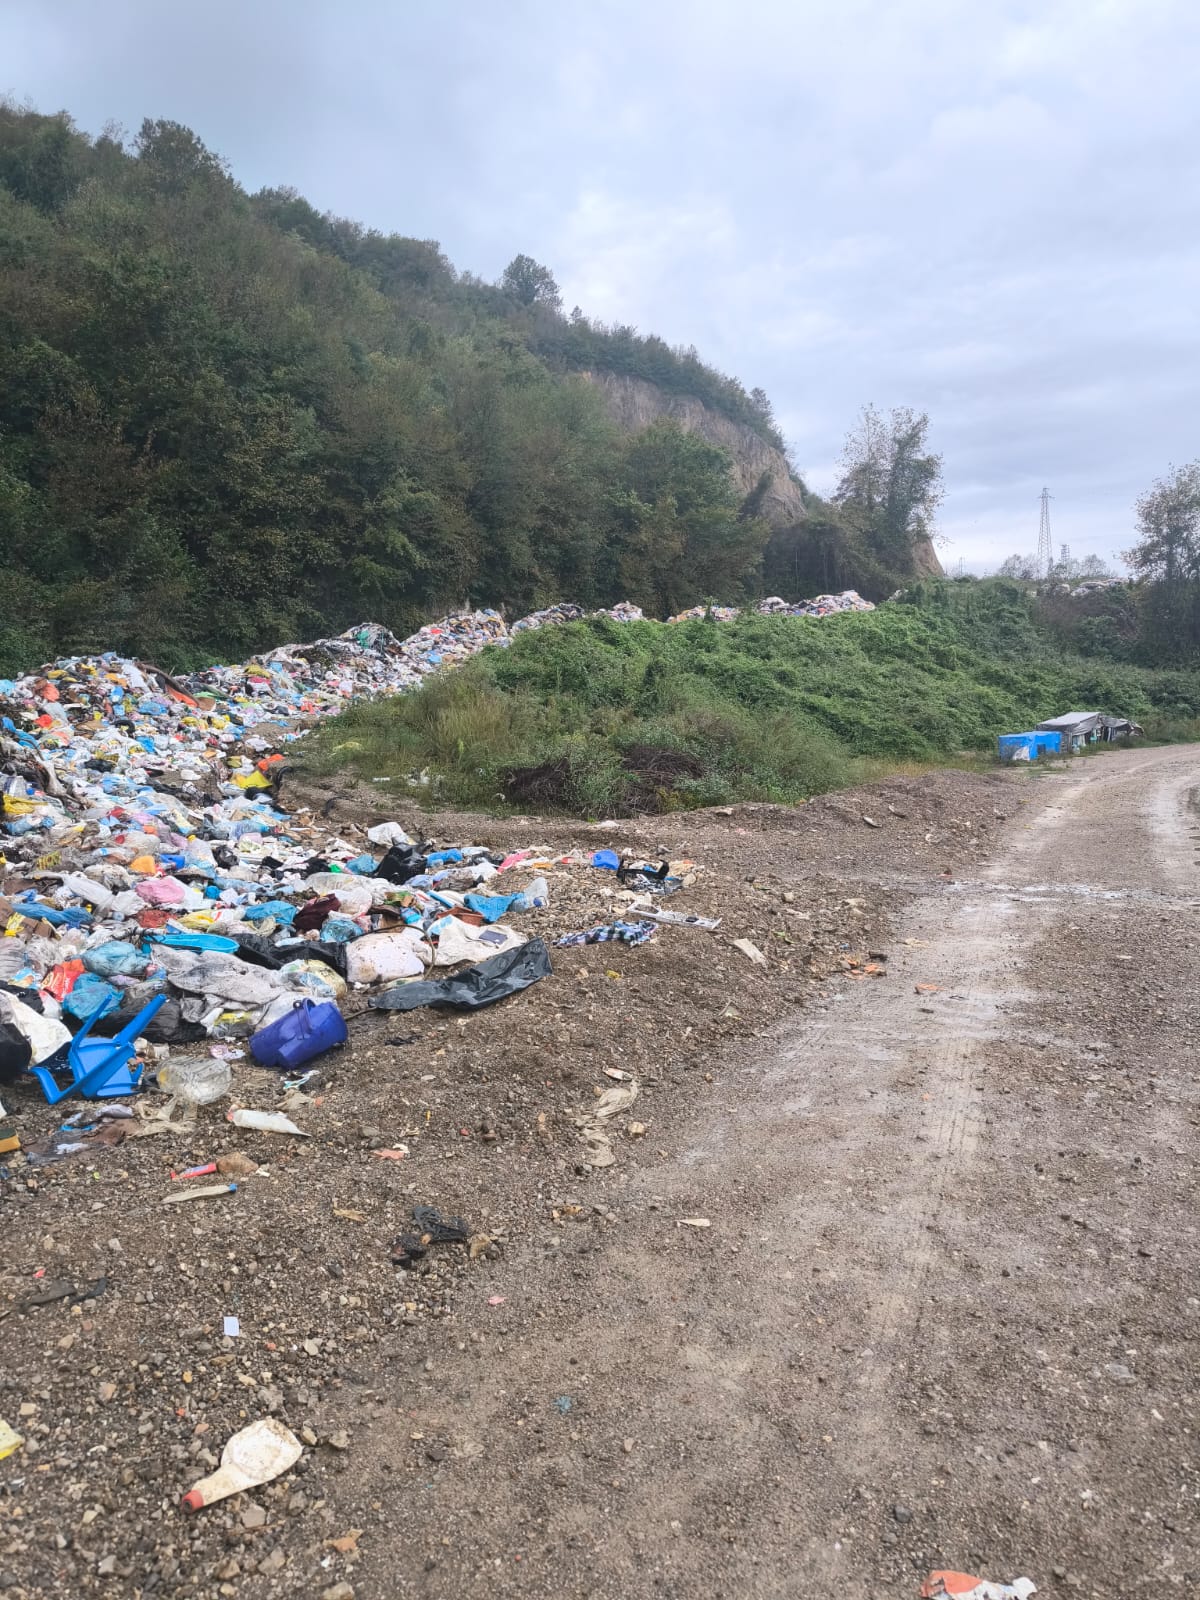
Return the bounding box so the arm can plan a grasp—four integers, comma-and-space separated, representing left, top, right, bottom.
1036, 711, 1101, 730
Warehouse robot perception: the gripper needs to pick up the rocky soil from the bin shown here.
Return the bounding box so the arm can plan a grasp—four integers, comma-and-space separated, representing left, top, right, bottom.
16, 762, 1171, 1599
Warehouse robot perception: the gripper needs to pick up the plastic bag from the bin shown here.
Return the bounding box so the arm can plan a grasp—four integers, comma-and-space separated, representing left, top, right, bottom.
63, 973, 122, 1021
369, 938, 551, 1012
345, 930, 431, 984
430, 917, 527, 967
366, 822, 411, 847
0, 992, 70, 1065
82, 940, 146, 979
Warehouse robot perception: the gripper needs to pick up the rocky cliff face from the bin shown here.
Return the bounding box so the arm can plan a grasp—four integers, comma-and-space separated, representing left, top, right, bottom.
582, 369, 943, 578
580, 370, 807, 529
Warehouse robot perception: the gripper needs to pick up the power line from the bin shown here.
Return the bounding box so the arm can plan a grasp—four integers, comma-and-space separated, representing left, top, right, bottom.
1037, 487, 1053, 578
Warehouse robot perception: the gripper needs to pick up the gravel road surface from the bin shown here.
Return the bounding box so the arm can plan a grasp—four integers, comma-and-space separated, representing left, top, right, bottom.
4, 749, 1197, 1600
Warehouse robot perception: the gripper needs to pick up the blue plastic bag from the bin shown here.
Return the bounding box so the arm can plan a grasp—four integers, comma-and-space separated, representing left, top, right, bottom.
82, 940, 145, 979
64, 974, 123, 1021
463, 892, 521, 924
243, 901, 297, 924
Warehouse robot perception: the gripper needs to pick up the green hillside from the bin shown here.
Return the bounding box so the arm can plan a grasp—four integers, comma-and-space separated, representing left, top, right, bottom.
0, 104, 809, 674
305, 581, 1200, 814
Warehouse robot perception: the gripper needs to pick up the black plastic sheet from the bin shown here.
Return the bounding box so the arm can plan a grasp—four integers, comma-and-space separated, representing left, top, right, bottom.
369, 938, 551, 1012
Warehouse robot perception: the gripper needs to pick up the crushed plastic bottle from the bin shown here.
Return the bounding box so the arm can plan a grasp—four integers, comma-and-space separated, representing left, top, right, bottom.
181, 1418, 303, 1511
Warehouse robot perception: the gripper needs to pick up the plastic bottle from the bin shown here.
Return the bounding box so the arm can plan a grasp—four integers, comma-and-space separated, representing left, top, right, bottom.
181, 1418, 303, 1511
515, 876, 549, 910
157, 1056, 232, 1106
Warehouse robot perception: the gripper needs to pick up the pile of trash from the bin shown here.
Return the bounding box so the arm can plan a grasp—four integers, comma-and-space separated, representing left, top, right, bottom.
1067, 578, 1125, 599
0, 621, 703, 1125
0, 583, 871, 1121
510, 603, 587, 634
755, 591, 876, 617
667, 603, 741, 623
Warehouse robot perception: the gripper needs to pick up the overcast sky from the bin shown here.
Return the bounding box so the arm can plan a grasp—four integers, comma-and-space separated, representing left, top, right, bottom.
8, 0, 1200, 571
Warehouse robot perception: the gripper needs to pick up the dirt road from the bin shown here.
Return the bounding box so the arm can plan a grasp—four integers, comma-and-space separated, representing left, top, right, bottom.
5, 750, 1198, 1600
355, 748, 1199, 1599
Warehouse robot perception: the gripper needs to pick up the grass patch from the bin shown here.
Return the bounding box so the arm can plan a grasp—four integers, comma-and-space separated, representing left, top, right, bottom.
301, 603, 1200, 816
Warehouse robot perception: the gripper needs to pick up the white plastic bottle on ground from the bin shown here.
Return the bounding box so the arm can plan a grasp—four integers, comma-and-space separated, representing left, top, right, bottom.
181, 1418, 303, 1511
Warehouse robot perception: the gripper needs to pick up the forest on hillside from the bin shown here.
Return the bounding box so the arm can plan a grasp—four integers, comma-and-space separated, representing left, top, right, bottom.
0, 106, 941, 673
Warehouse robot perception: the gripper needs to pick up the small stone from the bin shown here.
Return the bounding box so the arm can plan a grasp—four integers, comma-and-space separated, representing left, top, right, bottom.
622, 1438, 634, 1454
1104, 1361, 1135, 1383
425, 1443, 447, 1463
215, 1559, 240, 1580
322, 1584, 355, 1600
328, 1430, 350, 1451
97, 1555, 117, 1576
241, 1504, 267, 1529
891, 1504, 914, 1524
98, 1382, 117, 1403
259, 1546, 286, 1574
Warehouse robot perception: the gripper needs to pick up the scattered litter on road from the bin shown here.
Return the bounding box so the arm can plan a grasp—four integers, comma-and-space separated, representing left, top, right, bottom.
182, 1418, 303, 1511
0, 1420, 24, 1460
574, 1080, 639, 1168
390, 1205, 470, 1268
556, 920, 656, 948
625, 903, 721, 930
227, 1108, 308, 1137
920, 1574, 1037, 1600
733, 938, 767, 966
162, 1181, 237, 1205
679, 1217, 711, 1228
223, 1315, 240, 1338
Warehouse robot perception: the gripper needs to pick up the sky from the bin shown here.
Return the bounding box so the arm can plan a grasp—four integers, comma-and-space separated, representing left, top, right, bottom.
7, 0, 1200, 572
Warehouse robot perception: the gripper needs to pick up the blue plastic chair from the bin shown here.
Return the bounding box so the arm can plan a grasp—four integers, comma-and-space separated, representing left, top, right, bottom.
29, 994, 168, 1105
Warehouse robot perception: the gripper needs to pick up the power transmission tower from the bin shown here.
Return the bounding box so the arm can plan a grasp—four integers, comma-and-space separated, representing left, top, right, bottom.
1060, 543, 1071, 567
1037, 487, 1053, 578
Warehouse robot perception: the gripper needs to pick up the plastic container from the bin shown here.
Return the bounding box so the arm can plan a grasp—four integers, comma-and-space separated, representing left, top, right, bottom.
248, 999, 347, 1071
157, 1055, 232, 1106
182, 1418, 303, 1511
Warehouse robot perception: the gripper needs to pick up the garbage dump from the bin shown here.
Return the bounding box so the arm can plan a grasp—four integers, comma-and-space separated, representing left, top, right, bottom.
755, 591, 876, 617
0, 586, 837, 1116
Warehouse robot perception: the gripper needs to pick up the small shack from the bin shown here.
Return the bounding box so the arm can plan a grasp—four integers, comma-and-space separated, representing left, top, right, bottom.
1035, 711, 1102, 753
1097, 714, 1143, 742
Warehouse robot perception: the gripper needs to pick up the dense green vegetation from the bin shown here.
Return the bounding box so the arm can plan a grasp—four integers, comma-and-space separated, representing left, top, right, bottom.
0, 105, 824, 674
304, 581, 1200, 815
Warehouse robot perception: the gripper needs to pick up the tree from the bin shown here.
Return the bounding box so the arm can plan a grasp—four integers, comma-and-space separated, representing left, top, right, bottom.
834, 405, 942, 572
133, 119, 231, 195
1124, 463, 1200, 658
997, 553, 1038, 580
499, 254, 561, 310
609, 421, 768, 615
